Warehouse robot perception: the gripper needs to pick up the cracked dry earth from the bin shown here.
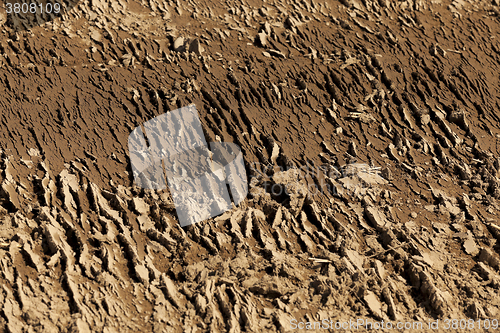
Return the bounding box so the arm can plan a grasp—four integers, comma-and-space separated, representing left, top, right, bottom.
2, 0, 500, 332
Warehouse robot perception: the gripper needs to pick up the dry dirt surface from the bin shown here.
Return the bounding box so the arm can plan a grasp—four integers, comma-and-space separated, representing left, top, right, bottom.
1, 0, 500, 332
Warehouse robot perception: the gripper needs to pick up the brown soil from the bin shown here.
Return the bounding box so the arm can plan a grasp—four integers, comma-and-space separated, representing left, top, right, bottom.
1, 0, 500, 332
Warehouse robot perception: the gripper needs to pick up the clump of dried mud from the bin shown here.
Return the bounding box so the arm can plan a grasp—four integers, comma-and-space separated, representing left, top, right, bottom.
1, 0, 500, 332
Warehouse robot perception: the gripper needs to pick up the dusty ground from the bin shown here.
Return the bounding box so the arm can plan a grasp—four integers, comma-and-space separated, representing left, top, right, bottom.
1, 0, 500, 331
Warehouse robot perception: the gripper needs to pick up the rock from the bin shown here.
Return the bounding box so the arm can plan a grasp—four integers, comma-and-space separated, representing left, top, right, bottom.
242, 210, 253, 238
344, 249, 365, 273
364, 291, 383, 319
284, 16, 301, 31
1, 179, 20, 210
364, 206, 390, 230
194, 294, 207, 313
443, 200, 461, 216
161, 274, 184, 308
137, 215, 154, 231
478, 247, 500, 269
256, 32, 267, 47
387, 144, 400, 162
189, 38, 204, 55
421, 113, 431, 125
270, 142, 280, 164
419, 269, 452, 316
121, 53, 135, 67
58, 169, 79, 219
261, 22, 271, 35
476, 262, 500, 288
274, 310, 295, 332
133, 197, 149, 215
321, 141, 335, 155
374, 260, 386, 280
380, 167, 392, 180
382, 287, 398, 320
268, 49, 286, 58
134, 263, 150, 285
299, 234, 315, 252
348, 141, 357, 157
173, 37, 186, 52
27, 148, 40, 157
463, 236, 479, 256
449, 109, 468, 129
89, 183, 122, 224
21, 240, 45, 273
